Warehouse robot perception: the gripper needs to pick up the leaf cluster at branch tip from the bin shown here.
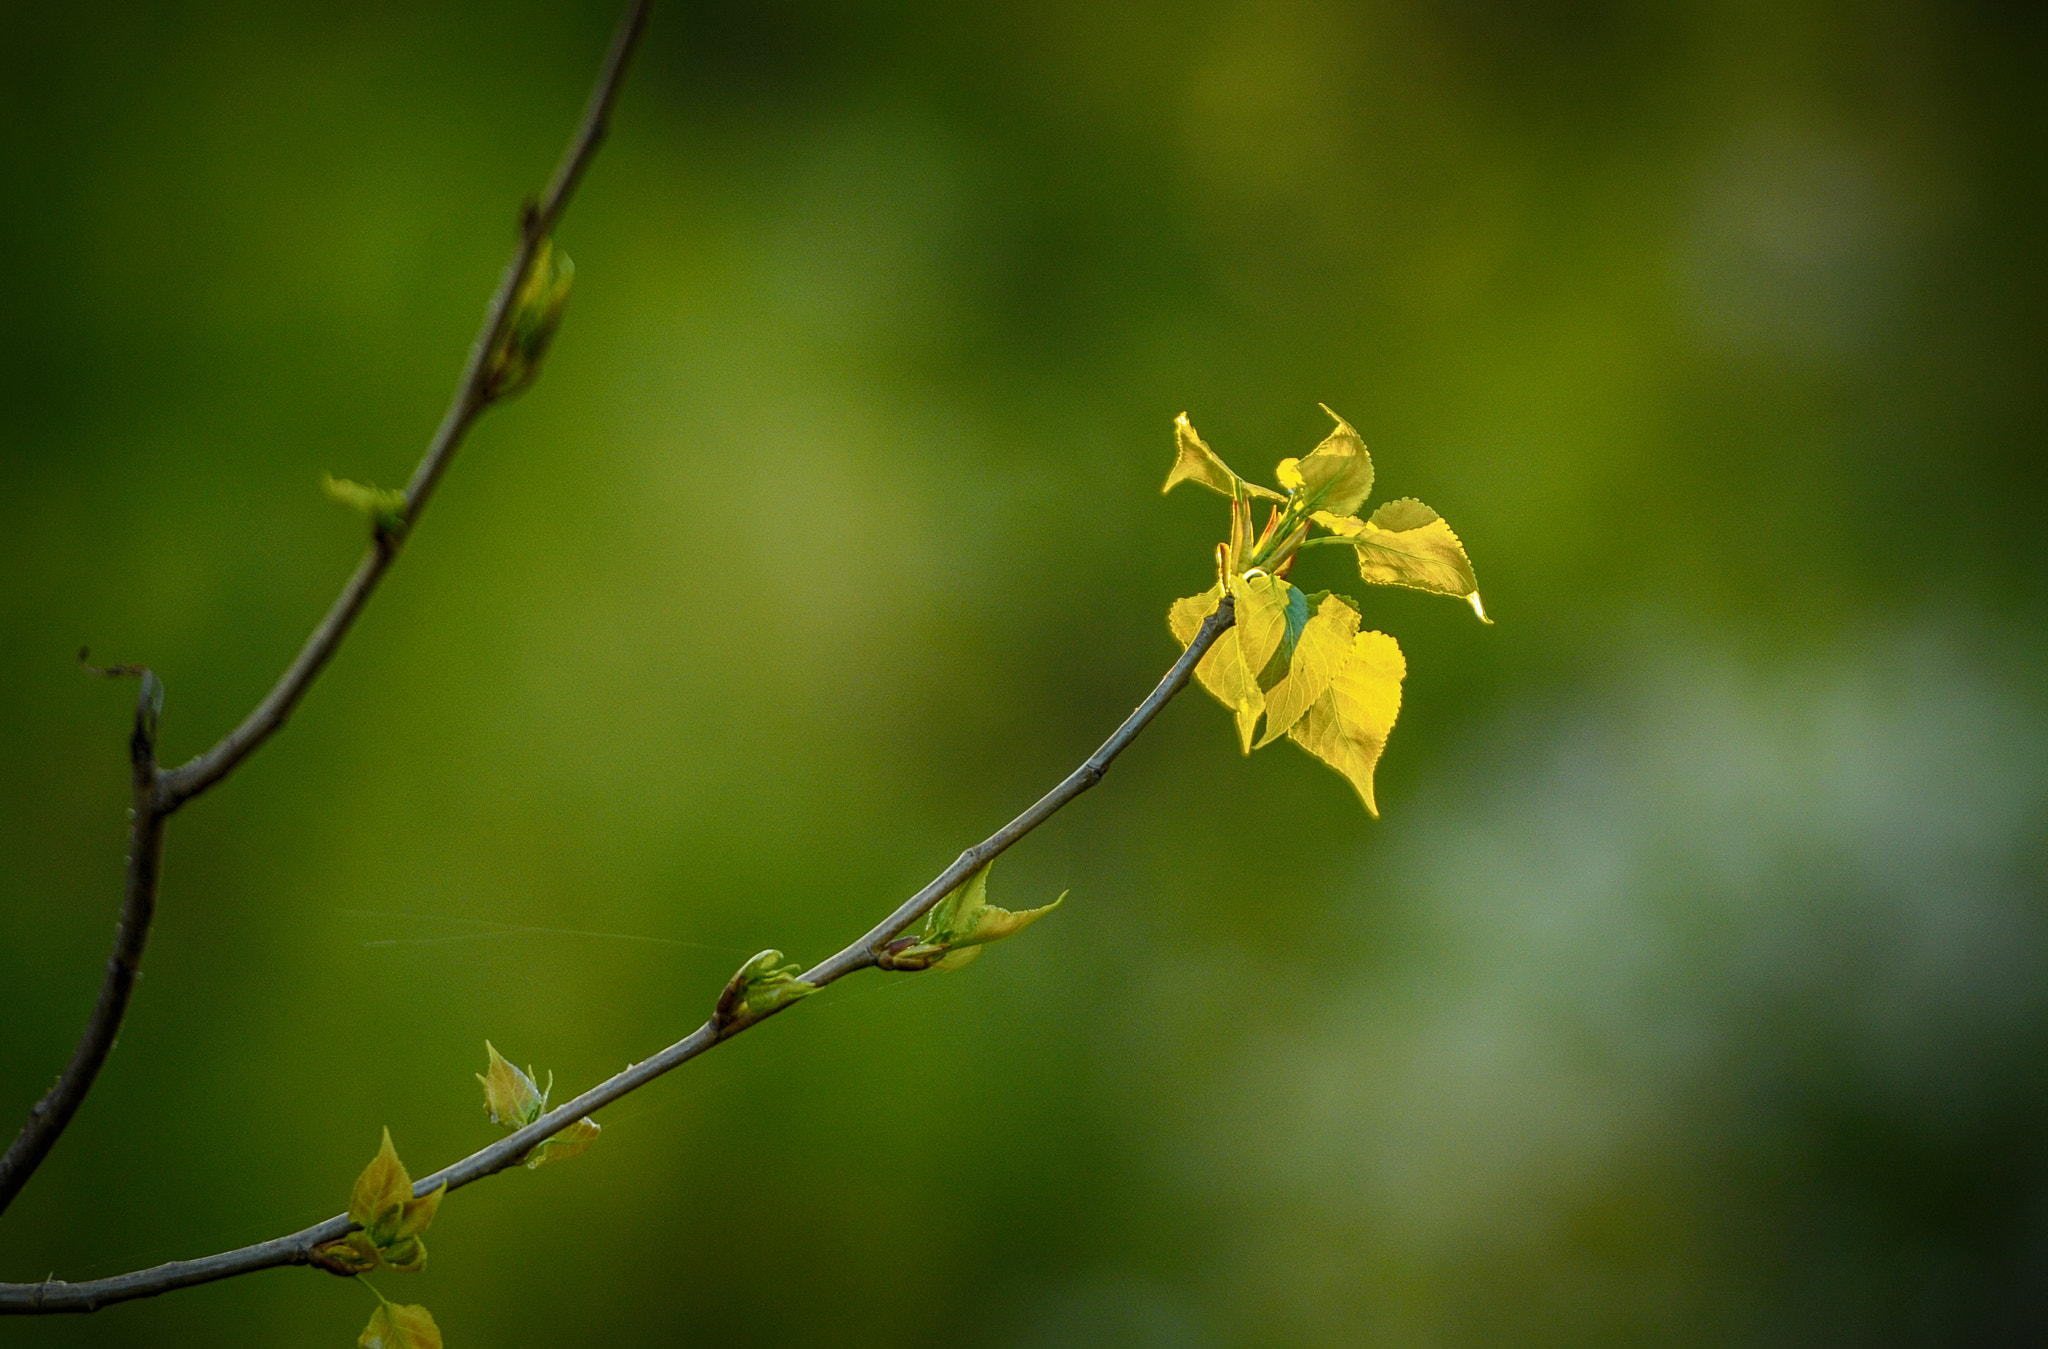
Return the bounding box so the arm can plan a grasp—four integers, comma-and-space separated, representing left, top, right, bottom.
1163, 407, 1488, 813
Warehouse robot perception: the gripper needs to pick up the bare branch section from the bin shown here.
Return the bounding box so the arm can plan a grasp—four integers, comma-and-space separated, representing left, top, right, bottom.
0, 0, 652, 1221
0, 599, 1236, 1314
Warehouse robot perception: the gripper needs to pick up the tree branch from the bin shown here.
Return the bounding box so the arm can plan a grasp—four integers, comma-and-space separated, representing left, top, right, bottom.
0, 676, 166, 1216
0, 0, 652, 1221
155, 0, 651, 810
0, 598, 1235, 1314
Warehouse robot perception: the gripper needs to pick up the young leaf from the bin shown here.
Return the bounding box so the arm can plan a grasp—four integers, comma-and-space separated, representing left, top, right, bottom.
1288, 407, 1375, 517
484, 237, 575, 400
323, 474, 408, 537
337, 1129, 444, 1274
1255, 594, 1362, 747
1163, 414, 1285, 501
349, 1129, 414, 1235
477, 1041, 548, 1129
524, 1116, 602, 1171
714, 950, 817, 1026
1286, 629, 1406, 815
380, 1236, 428, 1275
1317, 499, 1487, 621
309, 1231, 383, 1277
359, 1300, 442, 1349
880, 861, 1064, 971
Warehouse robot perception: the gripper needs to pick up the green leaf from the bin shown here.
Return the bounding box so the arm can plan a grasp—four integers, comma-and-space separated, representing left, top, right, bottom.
524, 1116, 601, 1171
1288, 406, 1375, 517
1162, 413, 1285, 501
1255, 593, 1362, 747
1315, 498, 1488, 621
883, 861, 1064, 971
1286, 629, 1406, 815
380, 1236, 428, 1275
715, 950, 817, 1026
359, 1301, 442, 1349
477, 1041, 548, 1129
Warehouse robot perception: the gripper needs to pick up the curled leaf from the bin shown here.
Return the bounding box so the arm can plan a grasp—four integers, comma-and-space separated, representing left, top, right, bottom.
525, 1116, 601, 1171
714, 950, 817, 1027
360, 1300, 442, 1349
1163, 413, 1285, 501
380, 1235, 428, 1275
880, 861, 1064, 971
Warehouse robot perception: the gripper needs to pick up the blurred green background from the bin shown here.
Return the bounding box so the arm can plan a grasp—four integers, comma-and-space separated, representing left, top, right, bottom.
4, 0, 2045, 1344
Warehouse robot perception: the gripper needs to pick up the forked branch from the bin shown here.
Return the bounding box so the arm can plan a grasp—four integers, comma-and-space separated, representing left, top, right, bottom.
0, 0, 652, 1221
0, 598, 1236, 1313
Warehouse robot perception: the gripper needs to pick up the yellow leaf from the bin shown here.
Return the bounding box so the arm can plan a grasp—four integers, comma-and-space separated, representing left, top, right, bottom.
360, 1301, 442, 1349
1162, 414, 1285, 500
524, 1117, 601, 1170
1168, 579, 1286, 754
1323, 498, 1486, 619
1225, 572, 1294, 751
1167, 584, 1222, 647
349, 1128, 413, 1234
1286, 629, 1405, 815
1289, 406, 1375, 516
1254, 594, 1361, 747
1168, 584, 1260, 751
1275, 457, 1304, 490
477, 1041, 547, 1129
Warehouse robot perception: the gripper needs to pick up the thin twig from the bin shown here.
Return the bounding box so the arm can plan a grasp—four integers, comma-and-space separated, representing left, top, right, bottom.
0, 0, 652, 1221
0, 598, 1235, 1314
157, 0, 651, 809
